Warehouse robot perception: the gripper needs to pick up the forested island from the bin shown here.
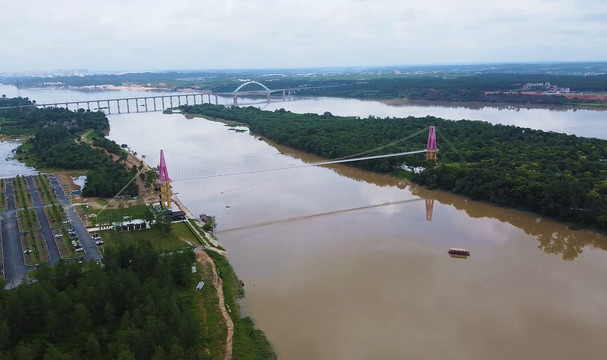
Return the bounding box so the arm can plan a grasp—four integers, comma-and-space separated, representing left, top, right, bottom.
179, 104, 607, 232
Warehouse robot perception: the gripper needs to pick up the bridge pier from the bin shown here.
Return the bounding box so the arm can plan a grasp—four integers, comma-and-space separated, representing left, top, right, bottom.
233, 96, 238, 105
215, 95, 218, 105
106, 100, 111, 114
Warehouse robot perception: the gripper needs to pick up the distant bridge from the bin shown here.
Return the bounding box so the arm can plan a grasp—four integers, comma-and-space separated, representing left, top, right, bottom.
0, 81, 337, 113
0, 92, 216, 115
216, 81, 338, 104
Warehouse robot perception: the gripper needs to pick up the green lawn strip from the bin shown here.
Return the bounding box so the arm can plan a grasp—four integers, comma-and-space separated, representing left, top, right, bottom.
206, 250, 276, 360
21, 234, 35, 265
13, 189, 25, 209
13, 188, 34, 209
32, 175, 54, 193
36, 186, 58, 205
44, 205, 65, 227
53, 228, 77, 258
188, 220, 212, 246
193, 260, 227, 359
11, 176, 29, 191
17, 208, 41, 232
0, 194, 6, 212
173, 221, 204, 246
98, 226, 188, 251
21, 232, 49, 266
0, 230, 4, 269
32, 232, 50, 264
87, 204, 152, 227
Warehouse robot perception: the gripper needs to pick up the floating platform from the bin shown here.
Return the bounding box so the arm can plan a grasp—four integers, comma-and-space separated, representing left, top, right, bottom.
448, 248, 470, 256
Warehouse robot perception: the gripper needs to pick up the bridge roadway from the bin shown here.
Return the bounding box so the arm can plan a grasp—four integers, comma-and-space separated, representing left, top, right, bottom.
0, 85, 338, 113
0, 92, 215, 114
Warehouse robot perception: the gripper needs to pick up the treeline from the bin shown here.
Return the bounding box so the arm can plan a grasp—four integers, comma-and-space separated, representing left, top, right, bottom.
180, 104, 607, 230
0, 242, 208, 360
286, 74, 607, 104
15, 126, 137, 198
1, 97, 137, 198
0, 98, 108, 137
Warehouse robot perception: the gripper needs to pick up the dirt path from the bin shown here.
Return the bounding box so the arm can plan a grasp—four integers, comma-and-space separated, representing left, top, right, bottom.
196, 249, 234, 360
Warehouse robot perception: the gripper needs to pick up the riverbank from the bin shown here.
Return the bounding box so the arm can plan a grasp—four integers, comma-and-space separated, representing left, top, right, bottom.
101, 149, 275, 359
380, 96, 607, 110
178, 103, 607, 233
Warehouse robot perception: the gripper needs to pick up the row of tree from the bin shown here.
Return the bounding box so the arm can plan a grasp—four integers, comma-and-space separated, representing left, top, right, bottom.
180, 104, 607, 231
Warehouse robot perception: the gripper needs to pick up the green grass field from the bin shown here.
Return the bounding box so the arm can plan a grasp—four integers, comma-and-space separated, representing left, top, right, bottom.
97, 222, 200, 252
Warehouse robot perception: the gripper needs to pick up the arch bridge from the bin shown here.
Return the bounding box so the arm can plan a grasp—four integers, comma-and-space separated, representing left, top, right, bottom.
214, 81, 301, 104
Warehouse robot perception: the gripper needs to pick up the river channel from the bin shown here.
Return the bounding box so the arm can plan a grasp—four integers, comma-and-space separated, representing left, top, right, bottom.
2, 85, 607, 359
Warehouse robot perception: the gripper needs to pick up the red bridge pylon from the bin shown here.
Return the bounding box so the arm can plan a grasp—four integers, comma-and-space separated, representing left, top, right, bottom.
158, 149, 172, 209
426, 126, 438, 162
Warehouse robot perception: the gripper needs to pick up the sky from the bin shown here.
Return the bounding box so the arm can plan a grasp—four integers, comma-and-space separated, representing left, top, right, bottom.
1, 0, 606, 72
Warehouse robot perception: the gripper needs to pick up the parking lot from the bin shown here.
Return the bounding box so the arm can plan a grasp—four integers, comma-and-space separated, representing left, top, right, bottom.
2, 175, 102, 289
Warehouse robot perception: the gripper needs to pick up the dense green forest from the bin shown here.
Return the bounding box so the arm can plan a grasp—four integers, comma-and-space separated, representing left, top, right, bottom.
0, 97, 137, 197
265, 74, 607, 105
0, 242, 209, 360
180, 104, 607, 231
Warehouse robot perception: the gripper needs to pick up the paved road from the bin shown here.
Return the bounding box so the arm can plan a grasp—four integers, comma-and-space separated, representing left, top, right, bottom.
48, 175, 102, 262
2, 180, 35, 289
26, 176, 61, 264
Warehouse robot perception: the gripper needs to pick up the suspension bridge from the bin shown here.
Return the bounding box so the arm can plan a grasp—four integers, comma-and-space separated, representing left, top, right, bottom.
145, 126, 443, 223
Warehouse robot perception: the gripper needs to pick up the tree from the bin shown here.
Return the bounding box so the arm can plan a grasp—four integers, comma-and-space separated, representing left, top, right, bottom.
202, 217, 217, 233
150, 205, 172, 234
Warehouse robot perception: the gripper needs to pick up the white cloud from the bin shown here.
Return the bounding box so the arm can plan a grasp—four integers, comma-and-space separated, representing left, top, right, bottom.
0, 0, 605, 71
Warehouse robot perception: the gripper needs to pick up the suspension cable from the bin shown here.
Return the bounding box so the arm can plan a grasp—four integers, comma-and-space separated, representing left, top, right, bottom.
436, 128, 468, 164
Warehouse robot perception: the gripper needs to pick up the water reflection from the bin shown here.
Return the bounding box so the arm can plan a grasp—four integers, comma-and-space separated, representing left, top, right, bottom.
408, 185, 605, 260
268, 138, 607, 261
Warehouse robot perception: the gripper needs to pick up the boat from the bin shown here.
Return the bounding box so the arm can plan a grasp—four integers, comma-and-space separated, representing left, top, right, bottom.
448, 248, 470, 256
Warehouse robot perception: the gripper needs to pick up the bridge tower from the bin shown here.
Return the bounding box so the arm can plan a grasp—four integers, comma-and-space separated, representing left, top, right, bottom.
426, 126, 438, 161
158, 149, 172, 209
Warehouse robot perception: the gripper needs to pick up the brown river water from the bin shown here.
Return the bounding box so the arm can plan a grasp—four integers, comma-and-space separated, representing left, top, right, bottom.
1, 85, 606, 359
105, 111, 607, 360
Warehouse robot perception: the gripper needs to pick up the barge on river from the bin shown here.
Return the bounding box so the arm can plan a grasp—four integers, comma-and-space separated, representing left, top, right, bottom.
448, 248, 470, 256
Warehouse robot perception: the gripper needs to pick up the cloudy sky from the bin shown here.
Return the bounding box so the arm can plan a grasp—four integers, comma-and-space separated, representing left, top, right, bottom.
1, 0, 606, 72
